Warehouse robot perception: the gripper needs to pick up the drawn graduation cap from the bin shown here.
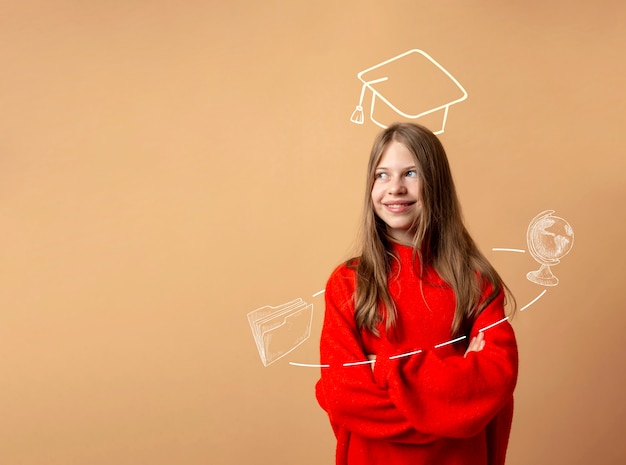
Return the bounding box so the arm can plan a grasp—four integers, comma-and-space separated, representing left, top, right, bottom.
350, 49, 468, 134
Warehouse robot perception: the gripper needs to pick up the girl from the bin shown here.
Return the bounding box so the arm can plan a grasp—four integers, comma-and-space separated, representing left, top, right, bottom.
316, 123, 518, 465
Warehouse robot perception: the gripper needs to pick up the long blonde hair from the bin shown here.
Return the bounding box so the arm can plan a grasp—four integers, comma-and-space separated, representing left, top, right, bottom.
353, 123, 515, 338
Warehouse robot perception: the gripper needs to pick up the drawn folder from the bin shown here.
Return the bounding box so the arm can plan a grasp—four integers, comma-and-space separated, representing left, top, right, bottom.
247, 298, 314, 367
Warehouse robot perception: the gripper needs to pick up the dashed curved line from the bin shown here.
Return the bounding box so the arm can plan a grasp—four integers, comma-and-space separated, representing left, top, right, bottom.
343, 360, 376, 367
520, 290, 547, 312
479, 317, 509, 332
289, 362, 329, 368
434, 335, 467, 348
288, 244, 558, 367
290, 318, 512, 368
389, 349, 423, 360
289, 312, 522, 368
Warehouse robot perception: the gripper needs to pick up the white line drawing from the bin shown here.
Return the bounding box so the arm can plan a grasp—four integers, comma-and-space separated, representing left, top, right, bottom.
520, 290, 548, 312
247, 298, 314, 367
479, 317, 509, 332
290, 362, 330, 368
492, 248, 526, 253
343, 360, 376, 367
526, 210, 574, 286
290, 318, 506, 368
350, 49, 468, 134
312, 289, 325, 297
284, 209, 574, 367
389, 349, 423, 360
434, 335, 467, 348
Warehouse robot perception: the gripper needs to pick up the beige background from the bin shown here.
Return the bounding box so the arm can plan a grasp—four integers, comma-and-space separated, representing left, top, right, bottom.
1, 1, 624, 464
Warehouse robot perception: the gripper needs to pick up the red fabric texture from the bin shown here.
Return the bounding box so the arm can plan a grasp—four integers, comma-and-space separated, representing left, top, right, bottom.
316, 243, 518, 465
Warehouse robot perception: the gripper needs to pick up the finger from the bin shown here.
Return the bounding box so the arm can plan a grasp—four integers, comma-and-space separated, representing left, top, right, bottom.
464, 337, 477, 357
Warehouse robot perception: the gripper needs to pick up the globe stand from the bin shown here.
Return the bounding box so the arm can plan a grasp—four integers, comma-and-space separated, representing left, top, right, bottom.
526, 264, 559, 286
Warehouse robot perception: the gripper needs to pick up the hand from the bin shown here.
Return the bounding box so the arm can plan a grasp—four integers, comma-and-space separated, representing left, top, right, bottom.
464, 331, 485, 358
367, 354, 377, 370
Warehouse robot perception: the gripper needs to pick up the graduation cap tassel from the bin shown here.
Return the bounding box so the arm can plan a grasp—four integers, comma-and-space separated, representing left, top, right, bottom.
350, 105, 364, 124
350, 83, 367, 124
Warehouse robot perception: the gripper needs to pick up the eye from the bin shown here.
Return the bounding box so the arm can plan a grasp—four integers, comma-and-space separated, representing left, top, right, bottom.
406, 170, 418, 178
375, 172, 388, 180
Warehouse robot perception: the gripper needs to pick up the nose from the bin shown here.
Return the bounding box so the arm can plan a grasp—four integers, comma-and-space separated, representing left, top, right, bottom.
389, 177, 407, 195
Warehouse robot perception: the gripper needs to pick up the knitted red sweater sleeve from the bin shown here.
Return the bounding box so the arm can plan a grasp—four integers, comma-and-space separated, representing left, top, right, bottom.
486, 396, 514, 465
378, 289, 519, 439
316, 265, 438, 444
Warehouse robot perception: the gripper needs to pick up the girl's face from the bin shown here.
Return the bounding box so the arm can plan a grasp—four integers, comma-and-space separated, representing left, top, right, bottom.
371, 140, 423, 244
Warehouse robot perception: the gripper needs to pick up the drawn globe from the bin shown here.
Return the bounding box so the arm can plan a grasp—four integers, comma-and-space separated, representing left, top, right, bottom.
526, 210, 574, 286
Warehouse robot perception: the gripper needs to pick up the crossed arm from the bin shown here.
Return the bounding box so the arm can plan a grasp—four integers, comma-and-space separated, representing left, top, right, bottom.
316, 270, 518, 442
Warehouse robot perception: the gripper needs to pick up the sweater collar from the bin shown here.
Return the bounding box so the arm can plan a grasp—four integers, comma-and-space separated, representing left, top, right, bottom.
390, 240, 417, 258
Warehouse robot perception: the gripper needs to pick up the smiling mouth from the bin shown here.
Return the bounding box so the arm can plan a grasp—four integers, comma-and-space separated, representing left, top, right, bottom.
384, 201, 415, 207
383, 201, 415, 213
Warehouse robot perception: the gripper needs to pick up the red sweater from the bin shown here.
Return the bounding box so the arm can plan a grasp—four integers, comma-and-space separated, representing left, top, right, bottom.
316, 243, 518, 465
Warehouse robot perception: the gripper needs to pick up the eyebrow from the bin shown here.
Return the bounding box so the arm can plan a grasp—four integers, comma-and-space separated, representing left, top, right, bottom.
375, 165, 417, 170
